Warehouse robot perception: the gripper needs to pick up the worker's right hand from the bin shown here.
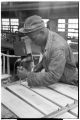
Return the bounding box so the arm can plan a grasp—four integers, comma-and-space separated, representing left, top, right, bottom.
33, 65, 38, 72
33, 63, 43, 72
17, 66, 28, 79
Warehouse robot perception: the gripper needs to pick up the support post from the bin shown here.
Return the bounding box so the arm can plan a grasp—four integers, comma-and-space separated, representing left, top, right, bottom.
3, 55, 5, 74
7, 51, 10, 75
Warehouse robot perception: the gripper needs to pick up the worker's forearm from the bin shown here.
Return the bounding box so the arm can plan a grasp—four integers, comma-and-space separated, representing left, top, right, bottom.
26, 49, 66, 87
26, 71, 59, 87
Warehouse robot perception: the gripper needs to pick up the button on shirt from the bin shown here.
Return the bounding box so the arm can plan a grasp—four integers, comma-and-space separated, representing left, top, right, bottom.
27, 30, 78, 87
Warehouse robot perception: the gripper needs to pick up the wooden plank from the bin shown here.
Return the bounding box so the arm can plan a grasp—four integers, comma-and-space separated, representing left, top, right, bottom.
43, 100, 78, 118
7, 84, 59, 115
56, 112, 77, 118
27, 85, 74, 107
70, 107, 78, 116
49, 83, 78, 100
1, 104, 17, 118
1, 87, 44, 118
1, 74, 11, 80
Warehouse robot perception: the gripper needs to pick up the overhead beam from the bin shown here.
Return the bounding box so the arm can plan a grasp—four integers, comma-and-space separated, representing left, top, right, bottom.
1, 2, 78, 11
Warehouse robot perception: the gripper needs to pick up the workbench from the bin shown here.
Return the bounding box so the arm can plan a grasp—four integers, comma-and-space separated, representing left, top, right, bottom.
1, 79, 78, 118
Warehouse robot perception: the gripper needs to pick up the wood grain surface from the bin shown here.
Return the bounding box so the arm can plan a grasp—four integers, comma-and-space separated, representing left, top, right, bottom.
49, 83, 78, 100
7, 84, 59, 115
2, 87, 43, 118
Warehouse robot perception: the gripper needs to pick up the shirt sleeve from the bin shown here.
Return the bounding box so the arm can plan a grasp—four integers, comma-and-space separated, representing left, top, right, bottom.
27, 49, 66, 87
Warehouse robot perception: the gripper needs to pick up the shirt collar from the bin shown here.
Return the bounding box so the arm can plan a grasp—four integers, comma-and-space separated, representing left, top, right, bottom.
45, 30, 51, 51
41, 30, 51, 54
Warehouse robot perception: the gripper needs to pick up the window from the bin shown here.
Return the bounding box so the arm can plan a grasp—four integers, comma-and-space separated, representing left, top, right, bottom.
11, 19, 19, 25
2, 19, 9, 25
42, 19, 49, 27
68, 19, 78, 39
58, 18, 78, 39
10, 19, 19, 32
58, 19, 65, 32
1, 18, 19, 32
2, 19, 10, 31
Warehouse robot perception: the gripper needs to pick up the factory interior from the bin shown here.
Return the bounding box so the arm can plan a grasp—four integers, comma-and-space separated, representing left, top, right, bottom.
1, 1, 79, 119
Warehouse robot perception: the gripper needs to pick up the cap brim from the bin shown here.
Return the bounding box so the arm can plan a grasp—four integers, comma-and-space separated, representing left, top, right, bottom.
19, 28, 28, 33
19, 26, 44, 34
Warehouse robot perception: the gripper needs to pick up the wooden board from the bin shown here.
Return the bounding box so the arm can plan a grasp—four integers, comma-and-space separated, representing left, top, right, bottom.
2, 81, 78, 118
1, 104, 17, 118
70, 107, 78, 116
1, 74, 11, 80
56, 112, 77, 118
49, 83, 78, 100
28, 86, 74, 107
7, 84, 59, 115
1, 88, 43, 118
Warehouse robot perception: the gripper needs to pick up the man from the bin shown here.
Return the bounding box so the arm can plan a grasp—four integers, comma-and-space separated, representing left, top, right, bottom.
17, 15, 78, 87
11, 35, 33, 82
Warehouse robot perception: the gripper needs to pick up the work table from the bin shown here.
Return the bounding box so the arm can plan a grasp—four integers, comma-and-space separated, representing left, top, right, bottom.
1, 78, 78, 118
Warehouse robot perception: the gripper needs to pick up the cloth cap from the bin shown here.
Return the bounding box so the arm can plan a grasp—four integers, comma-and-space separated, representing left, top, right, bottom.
19, 15, 45, 33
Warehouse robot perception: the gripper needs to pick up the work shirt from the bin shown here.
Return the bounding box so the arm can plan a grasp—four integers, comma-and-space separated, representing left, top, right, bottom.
27, 30, 78, 87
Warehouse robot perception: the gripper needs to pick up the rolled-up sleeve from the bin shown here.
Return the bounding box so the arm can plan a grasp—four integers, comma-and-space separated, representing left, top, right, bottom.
27, 49, 66, 87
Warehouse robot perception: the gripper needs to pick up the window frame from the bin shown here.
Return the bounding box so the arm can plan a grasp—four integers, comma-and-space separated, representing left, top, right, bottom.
58, 19, 65, 32
58, 18, 78, 39
1, 18, 19, 33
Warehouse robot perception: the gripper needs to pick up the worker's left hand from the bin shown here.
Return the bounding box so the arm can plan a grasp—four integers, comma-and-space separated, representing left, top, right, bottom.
17, 66, 28, 80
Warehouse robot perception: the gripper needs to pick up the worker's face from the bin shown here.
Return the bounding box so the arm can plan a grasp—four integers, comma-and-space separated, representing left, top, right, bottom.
28, 30, 45, 46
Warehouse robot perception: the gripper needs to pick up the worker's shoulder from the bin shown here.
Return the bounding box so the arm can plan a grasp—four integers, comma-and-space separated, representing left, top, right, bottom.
51, 31, 65, 40
49, 31, 66, 45
50, 31, 67, 48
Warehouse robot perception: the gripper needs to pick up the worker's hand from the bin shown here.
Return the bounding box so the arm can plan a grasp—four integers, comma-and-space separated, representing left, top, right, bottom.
33, 63, 43, 72
17, 66, 28, 80
33, 66, 37, 72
